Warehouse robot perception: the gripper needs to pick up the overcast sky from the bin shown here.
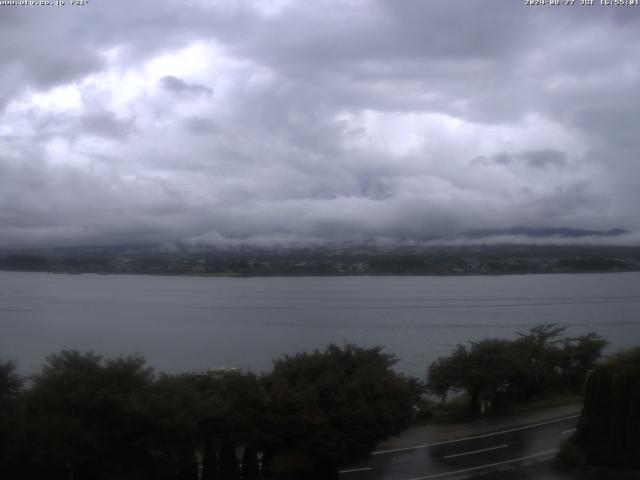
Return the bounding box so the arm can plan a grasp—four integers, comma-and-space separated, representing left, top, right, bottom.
1, 0, 640, 248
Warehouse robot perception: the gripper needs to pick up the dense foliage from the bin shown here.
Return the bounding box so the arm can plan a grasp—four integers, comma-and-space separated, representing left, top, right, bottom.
0, 344, 419, 480
426, 324, 607, 414
0, 326, 612, 479
572, 347, 640, 470
264, 345, 420, 476
0, 360, 22, 476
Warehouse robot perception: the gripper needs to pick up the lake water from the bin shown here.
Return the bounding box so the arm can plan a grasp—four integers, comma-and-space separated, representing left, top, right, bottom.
1, 271, 640, 377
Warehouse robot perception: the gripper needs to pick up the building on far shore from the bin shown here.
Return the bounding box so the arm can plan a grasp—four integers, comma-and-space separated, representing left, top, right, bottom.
208, 367, 241, 379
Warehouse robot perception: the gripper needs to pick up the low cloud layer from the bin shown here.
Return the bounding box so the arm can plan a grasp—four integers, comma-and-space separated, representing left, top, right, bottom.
1, 0, 639, 248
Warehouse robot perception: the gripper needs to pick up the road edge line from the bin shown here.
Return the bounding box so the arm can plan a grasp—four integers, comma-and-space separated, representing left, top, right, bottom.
372, 414, 580, 455
408, 449, 559, 480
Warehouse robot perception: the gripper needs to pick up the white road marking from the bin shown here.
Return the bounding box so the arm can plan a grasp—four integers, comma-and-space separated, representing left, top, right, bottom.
338, 467, 373, 474
372, 414, 580, 455
561, 428, 577, 435
407, 449, 559, 480
442, 443, 508, 459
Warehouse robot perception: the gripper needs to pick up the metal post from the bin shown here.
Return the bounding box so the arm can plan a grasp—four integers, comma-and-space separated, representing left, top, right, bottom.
257, 450, 264, 478
195, 449, 204, 480
235, 444, 246, 480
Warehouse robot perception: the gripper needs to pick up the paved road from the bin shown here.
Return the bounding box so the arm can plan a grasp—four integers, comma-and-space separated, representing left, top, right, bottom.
339, 415, 579, 480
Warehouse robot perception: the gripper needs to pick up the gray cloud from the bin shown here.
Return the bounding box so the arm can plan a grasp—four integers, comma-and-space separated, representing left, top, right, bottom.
473, 150, 568, 169
520, 150, 568, 169
0, 0, 639, 248
158, 76, 213, 97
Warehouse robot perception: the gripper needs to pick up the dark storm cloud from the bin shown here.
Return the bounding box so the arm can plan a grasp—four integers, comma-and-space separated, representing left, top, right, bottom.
473, 150, 568, 169
158, 76, 213, 97
521, 150, 568, 169
0, 0, 639, 247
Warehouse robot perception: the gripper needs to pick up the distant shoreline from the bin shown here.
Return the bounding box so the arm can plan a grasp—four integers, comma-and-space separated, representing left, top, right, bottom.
2, 244, 640, 278
2, 267, 639, 278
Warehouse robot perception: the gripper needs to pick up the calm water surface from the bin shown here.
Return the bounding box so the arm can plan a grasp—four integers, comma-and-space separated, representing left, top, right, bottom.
1, 271, 639, 377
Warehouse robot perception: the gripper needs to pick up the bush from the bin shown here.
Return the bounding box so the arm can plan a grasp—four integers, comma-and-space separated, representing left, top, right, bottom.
574, 347, 640, 470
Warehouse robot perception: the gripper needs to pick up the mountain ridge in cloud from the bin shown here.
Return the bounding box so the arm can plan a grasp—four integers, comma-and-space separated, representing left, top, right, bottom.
463, 227, 630, 240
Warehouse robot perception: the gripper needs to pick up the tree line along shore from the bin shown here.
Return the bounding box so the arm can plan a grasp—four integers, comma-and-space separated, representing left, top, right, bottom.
0, 325, 638, 479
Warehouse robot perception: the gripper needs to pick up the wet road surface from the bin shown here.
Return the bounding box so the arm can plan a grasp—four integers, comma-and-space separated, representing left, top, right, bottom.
339, 415, 579, 480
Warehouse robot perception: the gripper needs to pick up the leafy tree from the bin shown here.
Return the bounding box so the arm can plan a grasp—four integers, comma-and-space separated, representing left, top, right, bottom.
24, 351, 156, 480
558, 332, 609, 391
427, 339, 524, 414
0, 346, 424, 478
150, 369, 267, 480
146, 374, 201, 480
573, 347, 640, 469
427, 325, 607, 415
264, 344, 421, 477
517, 324, 566, 379
0, 360, 21, 403
0, 360, 24, 478
426, 345, 465, 402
